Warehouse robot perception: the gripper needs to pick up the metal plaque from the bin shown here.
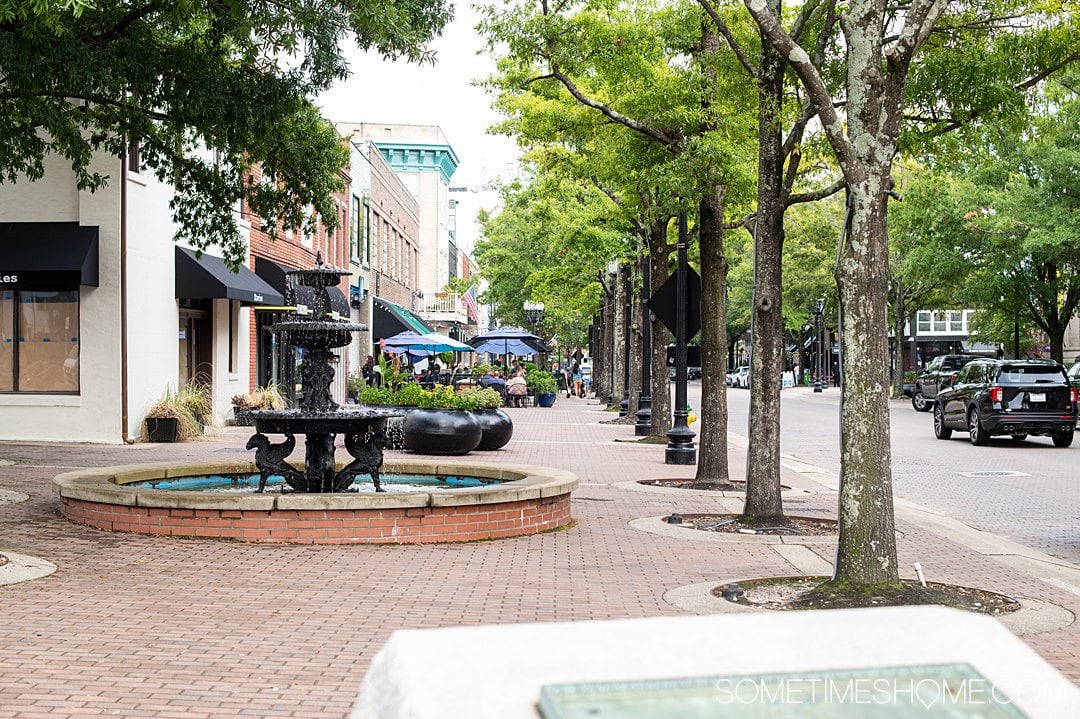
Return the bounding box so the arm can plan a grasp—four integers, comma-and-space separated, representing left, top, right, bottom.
538, 664, 1030, 718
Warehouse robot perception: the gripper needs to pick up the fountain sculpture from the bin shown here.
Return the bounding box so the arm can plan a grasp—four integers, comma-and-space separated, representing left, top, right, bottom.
53, 254, 578, 543
238, 253, 401, 492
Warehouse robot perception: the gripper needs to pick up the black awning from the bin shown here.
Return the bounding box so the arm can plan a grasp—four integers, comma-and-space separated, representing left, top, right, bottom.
373, 296, 433, 339
254, 256, 350, 315
0, 222, 98, 289
176, 247, 283, 305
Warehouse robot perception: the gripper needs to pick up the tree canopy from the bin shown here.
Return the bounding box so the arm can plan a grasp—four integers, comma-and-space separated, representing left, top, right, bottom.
0, 0, 452, 267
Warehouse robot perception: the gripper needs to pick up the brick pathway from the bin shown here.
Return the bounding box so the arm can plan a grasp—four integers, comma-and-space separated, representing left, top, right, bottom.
1, 397, 1078, 717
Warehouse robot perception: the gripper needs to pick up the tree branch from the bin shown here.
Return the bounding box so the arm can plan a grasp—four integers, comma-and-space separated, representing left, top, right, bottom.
696, 0, 757, 77
546, 64, 680, 150
742, 0, 861, 184
786, 177, 846, 206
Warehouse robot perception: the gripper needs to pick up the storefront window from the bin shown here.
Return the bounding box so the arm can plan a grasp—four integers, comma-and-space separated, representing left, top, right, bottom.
0, 291, 13, 391
917, 311, 931, 333
1, 290, 79, 393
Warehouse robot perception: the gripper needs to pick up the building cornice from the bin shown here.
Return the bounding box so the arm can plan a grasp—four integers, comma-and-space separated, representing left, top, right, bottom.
375, 142, 459, 185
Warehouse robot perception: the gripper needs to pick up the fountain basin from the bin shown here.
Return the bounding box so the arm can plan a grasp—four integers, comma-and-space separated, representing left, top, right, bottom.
53, 459, 577, 544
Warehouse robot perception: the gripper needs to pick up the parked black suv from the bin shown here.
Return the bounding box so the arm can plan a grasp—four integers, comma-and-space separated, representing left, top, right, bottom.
933, 359, 1077, 446
911, 354, 983, 412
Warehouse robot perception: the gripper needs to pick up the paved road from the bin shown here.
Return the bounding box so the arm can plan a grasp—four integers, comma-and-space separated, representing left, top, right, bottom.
692, 382, 1080, 565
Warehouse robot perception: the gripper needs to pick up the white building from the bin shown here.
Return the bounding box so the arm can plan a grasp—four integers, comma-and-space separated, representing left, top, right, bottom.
0, 148, 273, 442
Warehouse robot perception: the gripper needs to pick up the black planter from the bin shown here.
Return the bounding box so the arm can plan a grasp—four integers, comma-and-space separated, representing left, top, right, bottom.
402, 409, 483, 455
472, 408, 513, 451
145, 417, 179, 442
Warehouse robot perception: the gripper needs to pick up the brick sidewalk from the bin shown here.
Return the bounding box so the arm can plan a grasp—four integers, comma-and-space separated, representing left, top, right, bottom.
1, 396, 1078, 717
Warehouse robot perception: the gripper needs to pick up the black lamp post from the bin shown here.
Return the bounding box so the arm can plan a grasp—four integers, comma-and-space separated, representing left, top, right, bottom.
523, 300, 545, 336
635, 252, 652, 436
666, 211, 696, 464
810, 298, 825, 392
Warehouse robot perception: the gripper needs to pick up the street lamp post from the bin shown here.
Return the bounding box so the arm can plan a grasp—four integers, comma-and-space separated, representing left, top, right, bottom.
666, 211, 696, 464
523, 300, 545, 338
810, 299, 825, 392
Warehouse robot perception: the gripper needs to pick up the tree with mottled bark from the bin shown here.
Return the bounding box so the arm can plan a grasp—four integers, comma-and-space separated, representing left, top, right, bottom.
698, 0, 843, 517
743, 0, 1078, 586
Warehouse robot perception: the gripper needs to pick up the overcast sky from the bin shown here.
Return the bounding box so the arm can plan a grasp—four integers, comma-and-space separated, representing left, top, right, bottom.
316, 3, 520, 255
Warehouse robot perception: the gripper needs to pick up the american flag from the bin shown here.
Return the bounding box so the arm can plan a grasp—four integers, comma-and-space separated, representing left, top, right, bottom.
461, 285, 480, 323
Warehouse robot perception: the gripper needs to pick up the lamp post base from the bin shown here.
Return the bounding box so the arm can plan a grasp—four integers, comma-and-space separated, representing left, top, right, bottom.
634, 403, 652, 436
665, 424, 696, 465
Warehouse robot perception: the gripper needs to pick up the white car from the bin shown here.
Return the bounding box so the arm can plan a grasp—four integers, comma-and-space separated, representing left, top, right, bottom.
732, 366, 750, 388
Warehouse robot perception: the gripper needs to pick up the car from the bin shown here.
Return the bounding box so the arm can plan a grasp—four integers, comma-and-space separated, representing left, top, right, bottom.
910, 354, 983, 412
1067, 361, 1080, 390
732, 365, 750, 389
688, 366, 702, 380
933, 359, 1077, 447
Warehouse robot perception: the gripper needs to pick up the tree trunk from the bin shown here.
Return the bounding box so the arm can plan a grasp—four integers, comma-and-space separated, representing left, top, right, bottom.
891, 298, 907, 399
612, 265, 626, 407
627, 262, 642, 413
743, 28, 786, 521
649, 220, 673, 436
694, 186, 730, 485
834, 184, 900, 586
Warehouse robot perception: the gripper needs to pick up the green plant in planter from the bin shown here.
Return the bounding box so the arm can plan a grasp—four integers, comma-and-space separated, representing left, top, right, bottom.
145, 385, 203, 441
471, 363, 493, 379
358, 384, 502, 410
903, 370, 917, 382
232, 384, 286, 412
526, 369, 558, 395
455, 387, 503, 410
178, 378, 213, 427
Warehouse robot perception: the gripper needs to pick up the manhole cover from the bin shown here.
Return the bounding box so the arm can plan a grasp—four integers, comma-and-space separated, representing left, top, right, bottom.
956, 470, 1031, 478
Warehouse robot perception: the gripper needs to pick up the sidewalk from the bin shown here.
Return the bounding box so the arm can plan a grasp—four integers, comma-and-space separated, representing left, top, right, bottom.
0, 396, 1078, 717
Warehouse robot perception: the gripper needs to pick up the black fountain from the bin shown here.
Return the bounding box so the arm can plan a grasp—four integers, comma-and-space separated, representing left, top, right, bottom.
238, 253, 402, 493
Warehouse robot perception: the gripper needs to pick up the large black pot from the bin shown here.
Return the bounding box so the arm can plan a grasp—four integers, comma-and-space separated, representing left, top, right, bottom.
472, 408, 513, 451
402, 408, 483, 455
145, 417, 178, 442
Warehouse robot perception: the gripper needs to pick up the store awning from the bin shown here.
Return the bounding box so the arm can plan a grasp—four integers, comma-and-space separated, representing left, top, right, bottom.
254, 257, 350, 315
0, 222, 98, 289
175, 247, 283, 305
373, 296, 432, 338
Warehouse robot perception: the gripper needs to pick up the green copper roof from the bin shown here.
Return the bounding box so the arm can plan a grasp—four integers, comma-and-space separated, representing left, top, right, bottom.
375, 142, 460, 184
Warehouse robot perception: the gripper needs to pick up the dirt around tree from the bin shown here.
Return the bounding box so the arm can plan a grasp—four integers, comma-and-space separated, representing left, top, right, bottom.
715, 577, 1020, 616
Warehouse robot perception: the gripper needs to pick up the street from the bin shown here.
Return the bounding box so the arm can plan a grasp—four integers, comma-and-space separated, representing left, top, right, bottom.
688, 382, 1080, 565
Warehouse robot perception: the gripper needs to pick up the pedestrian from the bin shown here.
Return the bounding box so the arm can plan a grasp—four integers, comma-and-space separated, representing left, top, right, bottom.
506, 370, 528, 408
362, 355, 375, 386
571, 362, 583, 397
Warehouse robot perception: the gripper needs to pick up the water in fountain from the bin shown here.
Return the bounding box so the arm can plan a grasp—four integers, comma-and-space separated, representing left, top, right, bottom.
238, 252, 404, 493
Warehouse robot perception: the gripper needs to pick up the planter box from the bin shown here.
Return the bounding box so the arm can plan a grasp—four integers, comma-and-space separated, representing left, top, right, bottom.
537, 393, 557, 408
145, 417, 179, 443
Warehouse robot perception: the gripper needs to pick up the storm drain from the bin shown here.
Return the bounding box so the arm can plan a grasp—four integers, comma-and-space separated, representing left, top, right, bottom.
956, 470, 1031, 478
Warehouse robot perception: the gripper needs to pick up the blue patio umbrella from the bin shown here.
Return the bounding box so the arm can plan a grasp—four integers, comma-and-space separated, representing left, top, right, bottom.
468, 327, 548, 357
419, 332, 473, 353
471, 338, 539, 357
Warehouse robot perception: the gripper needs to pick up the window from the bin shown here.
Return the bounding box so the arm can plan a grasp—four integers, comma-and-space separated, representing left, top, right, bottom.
948, 311, 964, 332
350, 195, 361, 262
127, 140, 141, 174
0, 290, 80, 393
917, 311, 931, 333
932, 312, 947, 333
363, 201, 372, 267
